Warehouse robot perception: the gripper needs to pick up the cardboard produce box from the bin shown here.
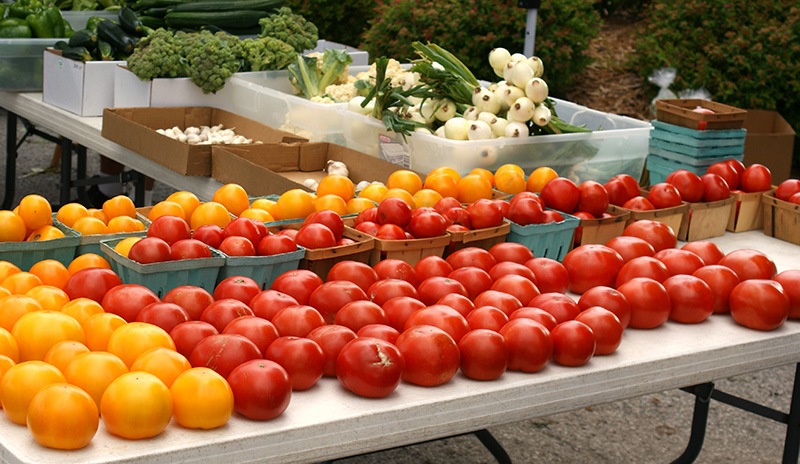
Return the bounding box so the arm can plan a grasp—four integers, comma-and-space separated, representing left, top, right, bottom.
212, 142, 406, 196
742, 110, 796, 184
43, 49, 124, 117
101, 107, 304, 176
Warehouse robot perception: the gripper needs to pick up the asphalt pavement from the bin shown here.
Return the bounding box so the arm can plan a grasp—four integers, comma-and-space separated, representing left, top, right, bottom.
0, 107, 795, 463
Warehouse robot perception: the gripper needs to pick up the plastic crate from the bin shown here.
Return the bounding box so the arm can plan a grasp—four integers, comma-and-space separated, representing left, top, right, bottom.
100, 238, 225, 298
0, 215, 79, 271
505, 212, 580, 262
445, 221, 510, 256
646, 153, 744, 184
216, 246, 305, 290
650, 120, 747, 147
76, 214, 149, 257
649, 137, 744, 158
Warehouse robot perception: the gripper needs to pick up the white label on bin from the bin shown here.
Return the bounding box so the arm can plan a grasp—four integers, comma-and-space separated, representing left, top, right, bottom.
378, 134, 411, 169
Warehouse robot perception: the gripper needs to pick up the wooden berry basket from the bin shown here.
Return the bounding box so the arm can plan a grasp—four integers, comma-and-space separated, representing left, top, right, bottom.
678, 196, 735, 242
299, 227, 375, 280
654, 99, 747, 130
762, 192, 800, 246
572, 206, 631, 247
369, 234, 451, 267
727, 189, 773, 232
445, 221, 510, 256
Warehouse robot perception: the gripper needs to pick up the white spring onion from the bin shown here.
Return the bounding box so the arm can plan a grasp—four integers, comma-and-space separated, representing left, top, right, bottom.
528, 56, 544, 78
468, 120, 494, 140
502, 60, 519, 84
477, 91, 501, 114
419, 99, 437, 124
463, 106, 480, 121
489, 47, 512, 72
503, 85, 525, 108
444, 117, 470, 140
434, 126, 447, 138
472, 87, 493, 107
434, 99, 457, 122
348, 96, 372, 115
533, 104, 552, 127
490, 117, 509, 137
508, 96, 536, 122
504, 121, 530, 138
511, 61, 534, 89
478, 111, 498, 125
493, 82, 511, 112
524, 77, 549, 104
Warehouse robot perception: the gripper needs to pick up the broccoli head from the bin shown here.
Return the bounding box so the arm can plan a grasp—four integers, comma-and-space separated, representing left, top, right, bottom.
258, 7, 319, 54
178, 30, 242, 94
238, 36, 297, 72
126, 28, 187, 81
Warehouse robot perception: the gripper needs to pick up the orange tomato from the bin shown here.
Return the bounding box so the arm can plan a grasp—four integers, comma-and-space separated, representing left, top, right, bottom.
106, 322, 176, 368
0, 360, 66, 425
0, 211, 29, 242
61, 298, 105, 328
526, 166, 558, 193
1, 272, 43, 295
426, 166, 462, 184
56, 203, 90, 229
0, 261, 21, 283
469, 168, 495, 187
381, 188, 416, 209
26, 383, 98, 450
43, 340, 90, 374
0, 355, 15, 384
346, 197, 378, 215
423, 173, 459, 199
358, 183, 389, 203
100, 372, 173, 440
25, 225, 65, 241
412, 189, 444, 208
275, 189, 315, 220
493, 169, 527, 195
387, 170, 423, 195
17, 195, 52, 231
189, 202, 231, 230
317, 175, 356, 201
102, 195, 136, 220
12, 310, 85, 362
494, 163, 525, 178
0, 327, 20, 362
64, 351, 128, 409
28, 260, 70, 289
67, 253, 112, 275
147, 200, 186, 222
71, 216, 108, 236
0, 295, 42, 332
86, 208, 108, 225
112, 237, 142, 259
239, 208, 274, 222
249, 198, 279, 218
170, 367, 234, 429
313, 194, 348, 215
25, 285, 70, 312
107, 216, 141, 234
82, 312, 126, 352
212, 183, 250, 217
166, 191, 201, 220
457, 174, 494, 204
130, 347, 191, 388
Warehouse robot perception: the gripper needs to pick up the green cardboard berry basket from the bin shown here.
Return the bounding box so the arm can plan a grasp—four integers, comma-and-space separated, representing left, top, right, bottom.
100, 238, 225, 298
0, 214, 79, 271
505, 211, 580, 262
215, 246, 306, 289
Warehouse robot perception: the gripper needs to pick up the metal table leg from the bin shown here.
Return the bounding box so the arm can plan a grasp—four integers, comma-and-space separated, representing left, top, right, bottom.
3, 112, 17, 210
59, 137, 73, 207
783, 363, 800, 463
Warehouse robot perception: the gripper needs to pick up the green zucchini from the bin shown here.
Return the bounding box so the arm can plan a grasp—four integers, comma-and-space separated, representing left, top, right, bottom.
97, 20, 136, 54
61, 46, 93, 62
131, 0, 196, 11
138, 15, 167, 29
142, 7, 169, 17
96, 40, 115, 61
164, 10, 269, 28
169, 0, 283, 13
118, 7, 144, 36
68, 29, 97, 49
53, 40, 70, 51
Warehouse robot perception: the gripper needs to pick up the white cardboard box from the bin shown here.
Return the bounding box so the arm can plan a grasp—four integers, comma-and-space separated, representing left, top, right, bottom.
42, 49, 123, 117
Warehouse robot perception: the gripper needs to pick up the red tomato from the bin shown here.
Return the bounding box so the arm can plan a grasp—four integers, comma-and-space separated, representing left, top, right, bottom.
190, 333, 261, 378
327, 261, 378, 293
654, 248, 706, 276
551, 320, 595, 367
295, 223, 337, 249
577, 286, 631, 328
373, 259, 419, 287
540, 177, 580, 213
571, 211, 594, 247
729, 280, 789, 330
147, 215, 191, 245
508, 307, 558, 331
616, 256, 670, 287
775, 179, 800, 202
622, 220, 677, 252
739, 164, 772, 193
200, 298, 254, 332
466, 306, 509, 332
706, 162, 740, 190
303, 210, 344, 241
414, 255, 453, 281
404, 305, 470, 343
101, 284, 160, 322
354, 207, 378, 226
334, 300, 388, 332
647, 183, 683, 209
458, 329, 508, 381
666, 170, 704, 203
136, 302, 190, 333
576, 181, 609, 218
377, 197, 412, 228
222, 315, 279, 356
375, 223, 407, 240
700, 173, 732, 202
265, 336, 325, 391
524, 257, 569, 294
681, 241, 725, 266
466, 199, 504, 229
336, 338, 404, 398
63, 267, 123, 303
248, 289, 299, 321
604, 178, 633, 207
306, 325, 358, 377
622, 196, 655, 211
542, 210, 565, 223
775, 270, 800, 319
493, 199, 511, 218
434, 197, 462, 214
616, 277, 671, 329
355, 221, 380, 236
170, 320, 218, 358
725, 159, 746, 176
367, 279, 419, 306
604, 236, 655, 264
507, 197, 544, 225
446, 247, 497, 273
612, 174, 642, 200
256, 235, 298, 257
227, 359, 291, 420
499, 318, 552, 373
473, 290, 523, 316
192, 224, 224, 249
223, 217, 264, 248
170, 239, 212, 260
356, 324, 400, 344
381, 296, 425, 332
219, 236, 256, 257
395, 325, 460, 387
663, 274, 714, 324
270, 304, 325, 337
529, 292, 580, 324
276, 229, 298, 240
490, 274, 540, 307
718, 249, 777, 281
409, 211, 448, 238
416, 277, 468, 306
691, 265, 741, 314
436, 293, 474, 318
308, 280, 368, 324
128, 237, 173, 264
488, 261, 537, 282
562, 244, 624, 294
575, 307, 623, 355
447, 267, 493, 301
270, 270, 324, 305
213, 276, 261, 304
488, 242, 534, 264
442, 207, 472, 229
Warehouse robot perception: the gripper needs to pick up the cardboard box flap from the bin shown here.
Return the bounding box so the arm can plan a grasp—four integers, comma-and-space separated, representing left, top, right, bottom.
297, 143, 410, 182
220, 143, 304, 173
743, 110, 796, 136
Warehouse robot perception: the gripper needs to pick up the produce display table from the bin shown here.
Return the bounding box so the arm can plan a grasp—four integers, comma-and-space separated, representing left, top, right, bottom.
0, 91, 225, 208
0, 231, 798, 463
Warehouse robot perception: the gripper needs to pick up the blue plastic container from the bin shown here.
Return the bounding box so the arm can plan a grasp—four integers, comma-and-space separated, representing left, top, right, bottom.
505, 212, 580, 262
0, 214, 79, 271
216, 246, 306, 289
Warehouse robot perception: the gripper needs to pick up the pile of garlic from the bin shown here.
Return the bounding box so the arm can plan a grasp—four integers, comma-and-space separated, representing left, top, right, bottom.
155, 124, 258, 145
302, 160, 383, 193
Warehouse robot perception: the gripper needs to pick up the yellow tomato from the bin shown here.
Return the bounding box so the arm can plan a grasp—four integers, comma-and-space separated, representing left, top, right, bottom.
170, 367, 234, 429
100, 372, 173, 440
82, 312, 126, 352
11, 310, 85, 362
43, 340, 90, 374
130, 347, 191, 388
26, 383, 98, 450
0, 360, 66, 425
106, 322, 176, 368
64, 351, 128, 409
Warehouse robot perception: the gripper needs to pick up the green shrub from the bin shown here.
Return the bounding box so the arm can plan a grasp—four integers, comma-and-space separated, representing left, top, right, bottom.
360, 0, 601, 96
284, 0, 378, 49
632, 0, 800, 163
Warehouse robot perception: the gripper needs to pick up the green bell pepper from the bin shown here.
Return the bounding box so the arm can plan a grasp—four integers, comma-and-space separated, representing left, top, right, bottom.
0, 17, 33, 38
62, 18, 74, 38
85, 15, 107, 32
9, 0, 42, 19
25, 12, 54, 38
43, 6, 65, 37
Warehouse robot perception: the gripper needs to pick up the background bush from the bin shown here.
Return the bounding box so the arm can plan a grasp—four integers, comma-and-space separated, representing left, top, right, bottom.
284, 0, 378, 50
632, 0, 800, 163
359, 0, 601, 96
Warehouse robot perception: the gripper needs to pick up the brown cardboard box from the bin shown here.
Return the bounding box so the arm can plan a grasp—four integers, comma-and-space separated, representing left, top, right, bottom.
101, 107, 305, 176
211, 142, 408, 196
742, 110, 796, 184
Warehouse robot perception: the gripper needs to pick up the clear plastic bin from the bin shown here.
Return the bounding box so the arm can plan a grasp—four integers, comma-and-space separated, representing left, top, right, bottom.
340, 98, 653, 184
